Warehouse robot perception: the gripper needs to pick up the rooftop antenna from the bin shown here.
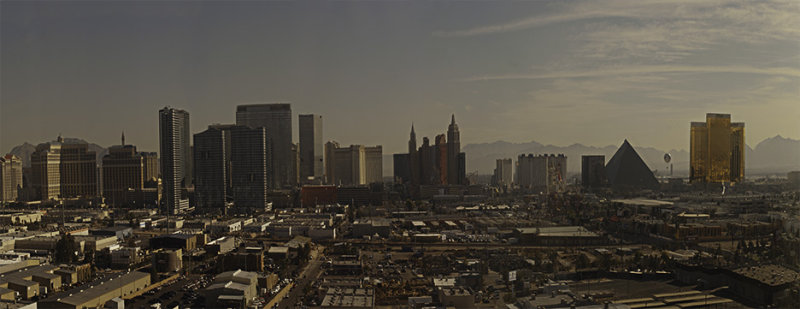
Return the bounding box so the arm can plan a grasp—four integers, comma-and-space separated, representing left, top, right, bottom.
121, 131, 125, 146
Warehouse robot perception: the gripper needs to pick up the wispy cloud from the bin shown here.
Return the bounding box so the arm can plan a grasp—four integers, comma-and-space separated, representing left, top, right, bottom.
460, 65, 800, 82
433, 0, 799, 40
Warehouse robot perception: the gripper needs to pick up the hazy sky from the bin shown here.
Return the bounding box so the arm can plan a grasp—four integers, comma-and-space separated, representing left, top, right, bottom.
2, 0, 799, 154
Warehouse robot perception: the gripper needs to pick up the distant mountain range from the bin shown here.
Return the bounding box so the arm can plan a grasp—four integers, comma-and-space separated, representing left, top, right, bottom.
462, 135, 800, 176
8, 135, 798, 177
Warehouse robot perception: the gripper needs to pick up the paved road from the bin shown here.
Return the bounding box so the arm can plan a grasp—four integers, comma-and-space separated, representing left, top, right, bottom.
126, 274, 200, 308
276, 246, 325, 309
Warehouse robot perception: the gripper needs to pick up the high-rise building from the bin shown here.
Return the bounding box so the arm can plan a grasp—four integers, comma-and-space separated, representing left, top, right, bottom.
324, 143, 382, 185
159, 107, 191, 215
289, 143, 300, 186
208, 124, 236, 191
435, 134, 448, 185
408, 124, 419, 186
236, 104, 291, 188
690, 113, 745, 183
141, 152, 159, 182
230, 126, 270, 212
457, 152, 467, 185
31, 141, 61, 201
194, 127, 228, 212
103, 144, 141, 205
492, 158, 513, 188
730, 123, 745, 183
418, 137, 436, 185
446, 115, 461, 185
299, 114, 323, 184
516, 154, 566, 193
581, 155, 606, 188
324, 141, 338, 184
59, 143, 98, 198
0, 154, 23, 202
364, 146, 383, 185
392, 154, 410, 184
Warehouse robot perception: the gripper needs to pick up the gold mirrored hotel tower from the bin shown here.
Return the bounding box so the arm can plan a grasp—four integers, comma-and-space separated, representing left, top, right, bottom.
690, 113, 744, 183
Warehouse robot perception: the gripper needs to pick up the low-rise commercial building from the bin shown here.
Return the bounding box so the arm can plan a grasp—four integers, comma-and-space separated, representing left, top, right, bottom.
203, 270, 258, 308
40, 271, 150, 309
515, 226, 605, 246
153, 249, 182, 273
149, 233, 197, 251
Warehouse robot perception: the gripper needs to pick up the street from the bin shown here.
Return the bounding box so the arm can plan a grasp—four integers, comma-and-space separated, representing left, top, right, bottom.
275, 245, 325, 309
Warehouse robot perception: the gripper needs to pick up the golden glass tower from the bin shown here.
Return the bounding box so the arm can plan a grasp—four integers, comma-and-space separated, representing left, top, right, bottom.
690, 113, 745, 183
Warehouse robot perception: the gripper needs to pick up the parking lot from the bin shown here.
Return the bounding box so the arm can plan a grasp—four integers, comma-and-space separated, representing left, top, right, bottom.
125, 274, 210, 308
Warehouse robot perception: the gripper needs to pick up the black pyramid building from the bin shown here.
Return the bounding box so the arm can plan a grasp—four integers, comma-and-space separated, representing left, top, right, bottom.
605, 140, 659, 189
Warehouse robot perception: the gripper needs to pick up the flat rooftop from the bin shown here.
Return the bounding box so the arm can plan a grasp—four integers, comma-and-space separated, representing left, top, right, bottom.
611, 199, 674, 207
53, 271, 149, 306
733, 264, 800, 286
517, 226, 599, 237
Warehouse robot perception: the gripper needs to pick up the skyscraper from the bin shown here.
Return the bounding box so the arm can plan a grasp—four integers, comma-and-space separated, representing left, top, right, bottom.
493, 158, 513, 188
59, 143, 98, 198
325, 143, 382, 185
418, 137, 435, 185
392, 154, 410, 184
516, 154, 566, 193
141, 152, 159, 182
435, 134, 448, 185
299, 114, 323, 184
0, 155, 23, 202
690, 113, 745, 183
364, 146, 383, 185
446, 114, 461, 185
31, 141, 61, 201
231, 125, 270, 213
159, 107, 190, 215
581, 155, 606, 188
408, 124, 419, 187
103, 144, 141, 206
194, 127, 228, 212
236, 104, 291, 188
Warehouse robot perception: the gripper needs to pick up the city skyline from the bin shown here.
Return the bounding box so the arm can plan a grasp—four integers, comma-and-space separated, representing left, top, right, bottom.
2, 1, 799, 154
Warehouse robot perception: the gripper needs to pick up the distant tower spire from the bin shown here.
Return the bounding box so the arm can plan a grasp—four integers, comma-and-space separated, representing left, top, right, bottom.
408, 123, 417, 155
121, 131, 125, 146
57, 133, 63, 143
447, 114, 461, 185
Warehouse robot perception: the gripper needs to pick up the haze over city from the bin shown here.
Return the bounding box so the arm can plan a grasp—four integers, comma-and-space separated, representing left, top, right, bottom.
2, 0, 799, 154
2, 1, 800, 309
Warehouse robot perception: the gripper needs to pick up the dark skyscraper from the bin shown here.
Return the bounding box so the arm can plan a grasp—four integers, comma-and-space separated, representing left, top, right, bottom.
194, 127, 228, 213
231, 125, 270, 213
419, 137, 435, 185
435, 134, 448, 185
393, 154, 410, 184
447, 114, 461, 185
102, 144, 144, 207
408, 124, 419, 187
236, 104, 291, 188
299, 114, 323, 183
159, 107, 190, 215
581, 155, 607, 188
